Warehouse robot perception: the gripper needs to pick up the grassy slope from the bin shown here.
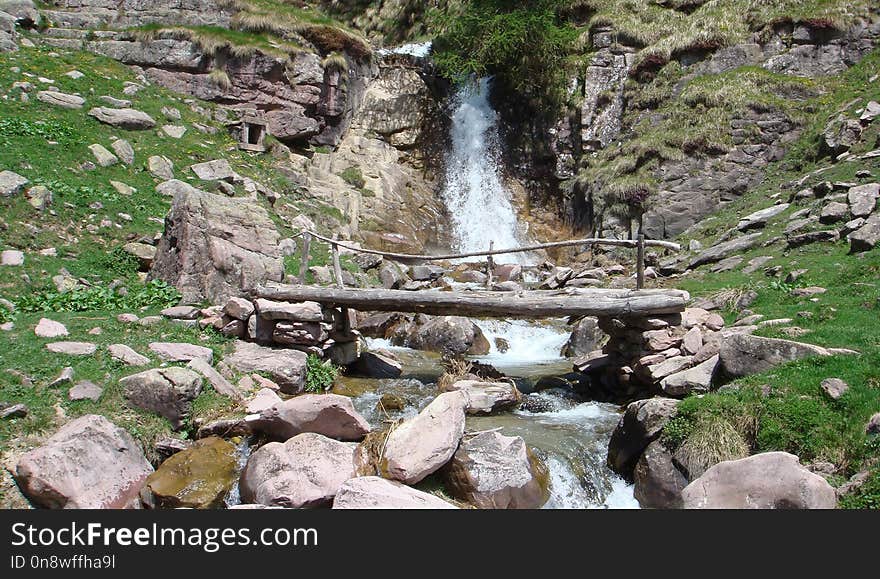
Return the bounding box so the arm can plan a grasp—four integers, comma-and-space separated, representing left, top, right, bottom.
655, 49, 880, 508
0, 42, 353, 505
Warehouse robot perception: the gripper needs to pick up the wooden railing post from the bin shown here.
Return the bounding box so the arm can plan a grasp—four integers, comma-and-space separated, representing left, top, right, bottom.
331, 234, 352, 336
637, 233, 646, 290
486, 241, 495, 288
298, 231, 311, 285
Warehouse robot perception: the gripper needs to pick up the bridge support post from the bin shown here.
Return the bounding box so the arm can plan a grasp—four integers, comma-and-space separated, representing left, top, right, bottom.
637, 233, 646, 290
486, 241, 495, 288
331, 235, 352, 336
298, 232, 312, 285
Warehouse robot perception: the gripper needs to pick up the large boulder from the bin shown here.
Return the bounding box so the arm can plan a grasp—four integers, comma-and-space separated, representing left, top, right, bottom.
224, 341, 307, 394
348, 350, 403, 379
149, 187, 283, 304
719, 334, 836, 378
849, 214, 880, 253
247, 394, 370, 442
847, 183, 878, 218
382, 391, 468, 484
141, 437, 237, 509
633, 441, 688, 509
442, 431, 549, 509
562, 317, 605, 358
88, 107, 157, 130
688, 233, 763, 270
120, 367, 203, 430
332, 476, 458, 509
681, 452, 837, 509
660, 355, 719, 398
0, 170, 28, 197
239, 433, 357, 508
442, 380, 521, 415
405, 316, 491, 356
15, 415, 153, 509
607, 397, 679, 479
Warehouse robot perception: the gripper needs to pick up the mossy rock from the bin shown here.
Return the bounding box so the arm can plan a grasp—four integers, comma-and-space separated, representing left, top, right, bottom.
142, 437, 238, 509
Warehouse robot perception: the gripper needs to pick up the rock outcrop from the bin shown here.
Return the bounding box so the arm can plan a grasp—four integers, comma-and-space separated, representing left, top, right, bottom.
149, 187, 283, 304
247, 394, 370, 442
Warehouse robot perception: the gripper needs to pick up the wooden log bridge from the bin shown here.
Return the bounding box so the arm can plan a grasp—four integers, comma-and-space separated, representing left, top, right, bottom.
253, 284, 691, 319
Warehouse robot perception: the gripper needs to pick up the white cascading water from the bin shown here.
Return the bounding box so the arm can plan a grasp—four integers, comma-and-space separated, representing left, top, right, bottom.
441, 78, 530, 264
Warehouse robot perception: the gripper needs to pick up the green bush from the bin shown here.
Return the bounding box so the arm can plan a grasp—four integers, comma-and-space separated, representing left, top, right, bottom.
340, 166, 366, 189
305, 354, 339, 393
15, 280, 181, 313
838, 469, 880, 510
432, 0, 577, 111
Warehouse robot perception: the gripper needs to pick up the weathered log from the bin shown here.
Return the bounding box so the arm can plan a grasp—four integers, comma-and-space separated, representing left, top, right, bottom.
253, 284, 690, 319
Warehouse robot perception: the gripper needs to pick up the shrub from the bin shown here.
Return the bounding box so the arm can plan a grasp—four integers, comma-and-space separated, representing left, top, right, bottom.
15, 280, 181, 313
305, 354, 339, 393
340, 166, 366, 189
674, 415, 750, 479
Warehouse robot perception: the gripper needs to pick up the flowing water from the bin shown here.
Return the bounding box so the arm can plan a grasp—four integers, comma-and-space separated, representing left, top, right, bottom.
441, 78, 532, 264
357, 322, 639, 509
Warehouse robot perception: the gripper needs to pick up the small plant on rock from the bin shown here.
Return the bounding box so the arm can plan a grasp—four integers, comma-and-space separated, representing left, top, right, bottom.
305, 354, 339, 393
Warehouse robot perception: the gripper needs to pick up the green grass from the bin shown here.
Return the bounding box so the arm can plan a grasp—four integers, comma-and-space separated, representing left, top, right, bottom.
650, 48, 880, 507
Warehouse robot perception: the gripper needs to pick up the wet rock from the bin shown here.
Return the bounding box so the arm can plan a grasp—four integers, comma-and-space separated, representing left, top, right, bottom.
141, 437, 237, 509
120, 367, 203, 430
247, 394, 370, 442
333, 476, 458, 509
148, 342, 213, 364
681, 452, 837, 509
15, 415, 153, 509
443, 380, 522, 415
607, 397, 679, 479
562, 317, 604, 358
633, 441, 687, 509
348, 350, 403, 379
240, 433, 357, 508
719, 334, 840, 378
383, 391, 468, 484
443, 431, 548, 509
406, 316, 490, 356
224, 341, 307, 394
149, 186, 283, 304
88, 107, 156, 130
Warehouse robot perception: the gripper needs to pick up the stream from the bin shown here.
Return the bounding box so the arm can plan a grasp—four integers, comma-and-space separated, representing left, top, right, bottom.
348, 319, 638, 509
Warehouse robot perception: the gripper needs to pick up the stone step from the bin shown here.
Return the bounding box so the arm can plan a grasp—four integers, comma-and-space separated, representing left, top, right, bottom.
38, 37, 84, 50
42, 28, 87, 39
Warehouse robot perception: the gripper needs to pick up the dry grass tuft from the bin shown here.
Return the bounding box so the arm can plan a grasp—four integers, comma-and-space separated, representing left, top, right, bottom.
675, 415, 750, 479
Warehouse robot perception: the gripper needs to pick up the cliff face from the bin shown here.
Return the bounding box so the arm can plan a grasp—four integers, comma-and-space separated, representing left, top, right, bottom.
36, 0, 451, 253
494, 11, 880, 240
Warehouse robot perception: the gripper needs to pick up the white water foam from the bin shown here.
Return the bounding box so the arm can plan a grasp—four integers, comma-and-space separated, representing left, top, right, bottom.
474, 319, 569, 365
377, 41, 433, 58
441, 78, 531, 264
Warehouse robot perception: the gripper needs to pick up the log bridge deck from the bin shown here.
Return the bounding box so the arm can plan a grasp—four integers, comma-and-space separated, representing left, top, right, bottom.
253, 284, 691, 319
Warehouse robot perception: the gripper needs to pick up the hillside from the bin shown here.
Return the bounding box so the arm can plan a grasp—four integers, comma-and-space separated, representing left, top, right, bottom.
0, 0, 878, 511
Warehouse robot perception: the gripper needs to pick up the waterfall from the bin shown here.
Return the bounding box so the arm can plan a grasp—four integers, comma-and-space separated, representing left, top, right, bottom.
441, 78, 530, 264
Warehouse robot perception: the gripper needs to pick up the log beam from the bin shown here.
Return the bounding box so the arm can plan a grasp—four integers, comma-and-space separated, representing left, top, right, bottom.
253, 284, 690, 319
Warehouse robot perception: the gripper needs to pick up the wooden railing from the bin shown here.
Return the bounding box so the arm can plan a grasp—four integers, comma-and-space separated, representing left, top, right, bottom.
292, 231, 680, 290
